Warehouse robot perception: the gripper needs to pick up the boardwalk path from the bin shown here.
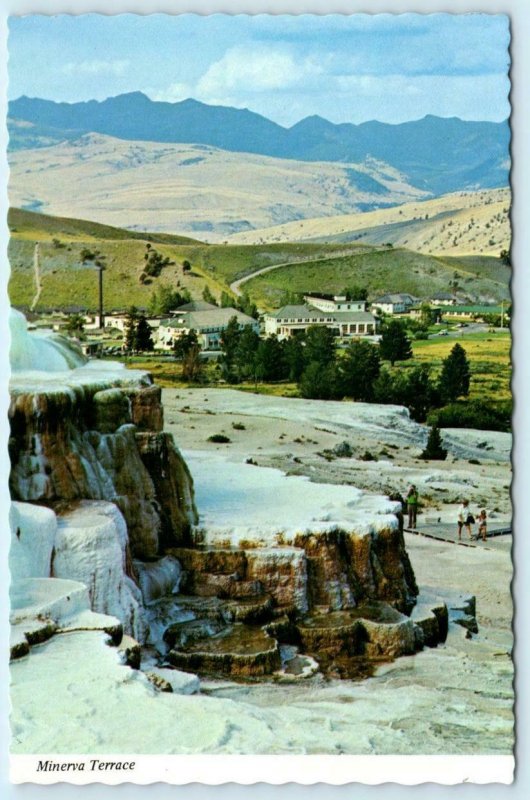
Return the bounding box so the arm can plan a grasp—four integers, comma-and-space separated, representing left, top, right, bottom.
404, 522, 512, 552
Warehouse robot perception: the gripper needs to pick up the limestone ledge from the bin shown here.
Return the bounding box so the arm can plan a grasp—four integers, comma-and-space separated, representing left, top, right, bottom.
9, 369, 197, 557
170, 522, 417, 618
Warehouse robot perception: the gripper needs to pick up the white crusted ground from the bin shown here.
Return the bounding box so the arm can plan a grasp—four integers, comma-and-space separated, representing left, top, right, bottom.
186, 450, 400, 546
164, 388, 512, 527
10, 534, 513, 755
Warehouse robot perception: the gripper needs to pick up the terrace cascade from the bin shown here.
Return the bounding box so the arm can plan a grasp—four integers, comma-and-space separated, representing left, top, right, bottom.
9, 310, 450, 681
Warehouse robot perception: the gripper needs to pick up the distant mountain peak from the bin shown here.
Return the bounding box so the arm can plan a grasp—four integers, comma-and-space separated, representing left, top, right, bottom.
7, 92, 510, 196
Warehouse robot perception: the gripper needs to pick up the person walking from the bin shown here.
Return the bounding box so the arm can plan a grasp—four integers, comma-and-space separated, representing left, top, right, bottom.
406, 484, 419, 529
457, 499, 474, 540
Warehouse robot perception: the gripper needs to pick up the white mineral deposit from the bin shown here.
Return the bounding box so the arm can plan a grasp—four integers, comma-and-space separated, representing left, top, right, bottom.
8, 314, 513, 756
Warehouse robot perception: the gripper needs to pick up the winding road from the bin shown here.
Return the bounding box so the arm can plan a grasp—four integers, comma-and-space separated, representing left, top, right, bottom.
229, 246, 374, 297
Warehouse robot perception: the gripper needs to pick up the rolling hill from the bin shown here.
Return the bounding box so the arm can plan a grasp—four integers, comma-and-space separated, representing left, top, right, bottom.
8, 209, 371, 310
227, 188, 511, 257
9, 92, 510, 196
8, 208, 509, 314
242, 248, 511, 311
8, 134, 429, 239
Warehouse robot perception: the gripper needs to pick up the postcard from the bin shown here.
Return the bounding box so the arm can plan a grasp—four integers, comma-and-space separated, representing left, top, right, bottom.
2, 1, 523, 789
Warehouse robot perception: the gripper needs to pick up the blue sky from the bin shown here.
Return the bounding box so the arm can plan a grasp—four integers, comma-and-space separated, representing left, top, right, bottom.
8, 13, 510, 126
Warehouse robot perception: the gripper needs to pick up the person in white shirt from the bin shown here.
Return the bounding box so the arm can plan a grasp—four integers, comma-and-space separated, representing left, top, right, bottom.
457, 499, 474, 540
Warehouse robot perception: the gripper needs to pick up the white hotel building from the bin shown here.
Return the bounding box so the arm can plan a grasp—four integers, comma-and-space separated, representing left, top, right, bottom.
264, 295, 379, 339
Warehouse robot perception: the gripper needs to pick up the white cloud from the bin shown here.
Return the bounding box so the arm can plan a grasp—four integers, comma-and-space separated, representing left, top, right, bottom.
196, 45, 323, 96
62, 60, 129, 77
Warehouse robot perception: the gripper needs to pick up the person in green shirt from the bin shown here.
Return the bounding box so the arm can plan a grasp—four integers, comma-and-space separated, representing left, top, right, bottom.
406, 484, 419, 529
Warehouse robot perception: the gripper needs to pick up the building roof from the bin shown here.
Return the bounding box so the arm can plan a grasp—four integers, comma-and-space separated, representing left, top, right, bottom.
267, 305, 376, 323
430, 291, 455, 301
173, 300, 218, 313
268, 305, 333, 320
443, 305, 504, 314
161, 307, 257, 330
372, 293, 417, 304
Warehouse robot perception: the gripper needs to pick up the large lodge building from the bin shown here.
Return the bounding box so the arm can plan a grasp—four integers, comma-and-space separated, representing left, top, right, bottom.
264, 294, 379, 339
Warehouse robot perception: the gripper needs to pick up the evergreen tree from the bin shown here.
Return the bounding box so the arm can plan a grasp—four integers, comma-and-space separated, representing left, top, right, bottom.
303, 325, 336, 367
255, 336, 285, 382
64, 313, 85, 338
339, 340, 381, 401
124, 307, 139, 352
237, 290, 259, 319
421, 425, 447, 460
234, 325, 260, 382
400, 364, 438, 422
283, 336, 305, 381
220, 291, 233, 308
373, 368, 398, 404
173, 331, 202, 381
173, 329, 199, 360
135, 315, 154, 352
220, 315, 242, 377
379, 320, 413, 366
438, 343, 471, 402
299, 362, 341, 400
341, 285, 368, 301
149, 285, 191, 315
418, 303, 435, 329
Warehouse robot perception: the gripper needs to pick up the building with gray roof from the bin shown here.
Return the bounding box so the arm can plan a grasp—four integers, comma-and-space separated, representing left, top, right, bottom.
158, 307, 259, 351
264, 303, 378, 339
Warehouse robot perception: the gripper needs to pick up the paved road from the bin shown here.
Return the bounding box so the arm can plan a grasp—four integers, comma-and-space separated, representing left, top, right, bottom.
229, 247, 373, 297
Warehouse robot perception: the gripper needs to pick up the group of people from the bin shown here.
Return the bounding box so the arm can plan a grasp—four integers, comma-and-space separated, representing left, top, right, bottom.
404, 485, 488, 542
457, 499, 488, 542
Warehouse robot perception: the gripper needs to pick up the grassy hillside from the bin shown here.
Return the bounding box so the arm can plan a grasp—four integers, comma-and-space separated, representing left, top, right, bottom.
8, 209, 219, 310
227, 188, 511, 257
8, 208, 510, 313
242, 247, 510, 310
7, 209, 370, 310
8, 207, 201, 245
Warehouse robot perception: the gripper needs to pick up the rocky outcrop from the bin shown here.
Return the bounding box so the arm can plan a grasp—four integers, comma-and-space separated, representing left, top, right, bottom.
130, 384, 164, 432
167, 623, 282, 678
170, 518, 417, 620
293, 523, 417, 614
9, 376, 197, 558
136, 432, 197, 549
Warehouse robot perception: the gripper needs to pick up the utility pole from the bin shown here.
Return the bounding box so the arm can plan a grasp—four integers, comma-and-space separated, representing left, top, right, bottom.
97, 265, 104, 329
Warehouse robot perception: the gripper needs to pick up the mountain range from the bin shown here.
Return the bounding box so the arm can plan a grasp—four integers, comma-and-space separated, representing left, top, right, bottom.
8, 92, 510, 197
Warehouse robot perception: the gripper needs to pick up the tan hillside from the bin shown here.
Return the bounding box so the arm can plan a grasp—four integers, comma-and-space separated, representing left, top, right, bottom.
227, 188, 511, 256
8, 134, 428, 241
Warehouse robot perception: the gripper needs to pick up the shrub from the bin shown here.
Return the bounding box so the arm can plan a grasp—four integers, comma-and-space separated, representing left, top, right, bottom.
428, 400, 511, 432
208, 434, 231, 443
332, 441, 352, 458
359, 450, 377, 461
232, 422, 246, 430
